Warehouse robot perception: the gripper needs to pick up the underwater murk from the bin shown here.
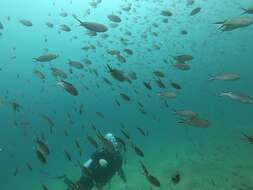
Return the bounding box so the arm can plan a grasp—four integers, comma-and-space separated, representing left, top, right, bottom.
0, 0, 253, 189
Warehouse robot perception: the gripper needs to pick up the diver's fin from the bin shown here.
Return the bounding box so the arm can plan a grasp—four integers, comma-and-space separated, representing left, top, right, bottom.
95, 183, 103, 190
118, 168, 127, 183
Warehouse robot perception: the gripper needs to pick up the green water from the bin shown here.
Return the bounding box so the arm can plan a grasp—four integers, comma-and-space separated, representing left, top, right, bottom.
0, 0, 253, 189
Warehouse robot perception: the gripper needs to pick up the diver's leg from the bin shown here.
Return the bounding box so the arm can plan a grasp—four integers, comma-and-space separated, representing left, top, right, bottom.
76, 176, 94, 190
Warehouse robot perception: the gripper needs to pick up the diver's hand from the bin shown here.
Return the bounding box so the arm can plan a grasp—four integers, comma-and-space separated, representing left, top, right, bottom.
99, 159, 108, 168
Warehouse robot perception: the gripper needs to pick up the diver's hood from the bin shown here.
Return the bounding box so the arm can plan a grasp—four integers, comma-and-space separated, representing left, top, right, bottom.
104, 133, 118, 150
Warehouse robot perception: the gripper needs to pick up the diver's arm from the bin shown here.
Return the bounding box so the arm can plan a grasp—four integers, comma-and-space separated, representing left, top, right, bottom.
118, 168, 127, 183
83, 149, 103, 168
83, 158, 93, 168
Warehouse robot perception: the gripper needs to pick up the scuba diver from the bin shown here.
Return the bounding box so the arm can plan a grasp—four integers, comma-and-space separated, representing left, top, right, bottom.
61, 132, 127, 190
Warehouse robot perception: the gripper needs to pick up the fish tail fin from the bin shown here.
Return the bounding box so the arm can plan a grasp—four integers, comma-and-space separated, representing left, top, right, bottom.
208, 74, 215, 81
129, 141, 136, 150
139, 160, 149, 175
168, 55, 175, 60
217, 24, 225, 31
213, 20, 225, 25
213, 20, 226, 31
50, 174, 66, 180
171, 108, 177, 114
72, 14, 82, 25
177, 117, 187, 124
106, 64, 112, 71
219, 92, 227, 97
241, 8, 247, 14
241, 132, 248, 138
56, 81, 61, 86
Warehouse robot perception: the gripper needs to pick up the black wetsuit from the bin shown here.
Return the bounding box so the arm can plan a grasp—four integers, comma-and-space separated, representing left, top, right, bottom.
74, 148, 126, 190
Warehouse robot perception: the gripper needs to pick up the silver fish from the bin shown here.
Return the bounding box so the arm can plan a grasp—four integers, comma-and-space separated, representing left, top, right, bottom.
33, 53, 59, 62
57, 80, 78, 96
179, 117, 210, 128
214, 17, 253, 31
173, 109, 198, 118
171, 62, 190, 71
107, 14, 121, 23
68, 60, 84, 69
33, 70, 45, 80
220, 91, 253, 104
51, 67, 68, 79
19, 19, 33, 27
209, 73, 240, 81
73, 15, 108, 33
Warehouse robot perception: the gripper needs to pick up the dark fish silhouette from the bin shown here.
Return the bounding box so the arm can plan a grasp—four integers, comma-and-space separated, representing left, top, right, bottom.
57, 80, 79, 96
26, 162, 33, 172
68, 59, 84, 69
35, 149, 47, 164
35, 136, 50, 155
120, 93, 130, 101
171, 173, 180, 184
41, 114, 54, 134
190, 7, 201, 16
41, 184, 49, 190
19, 19, 33, 26
242, 133, 253, 144
0, 22, 4, 29
107, 14, 121, 23
75, 139, 81, 150
170, 81, 182, 90
73, 14, 108, 32
115, 136, 126, 152
131, 143, 144, 157
107, 64, 128, 82
172, 54, 193, 62
140, 161, 161, 187
161, 10, 173, 17
156, 78, 166, 88
120, 128, 130, 139
64, 150, 72, 161
87, 135, 98, 149
13, 165, 19, 176
33, 53, 58, 62
143, 81, 152, 90
137, 127, 148, 136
